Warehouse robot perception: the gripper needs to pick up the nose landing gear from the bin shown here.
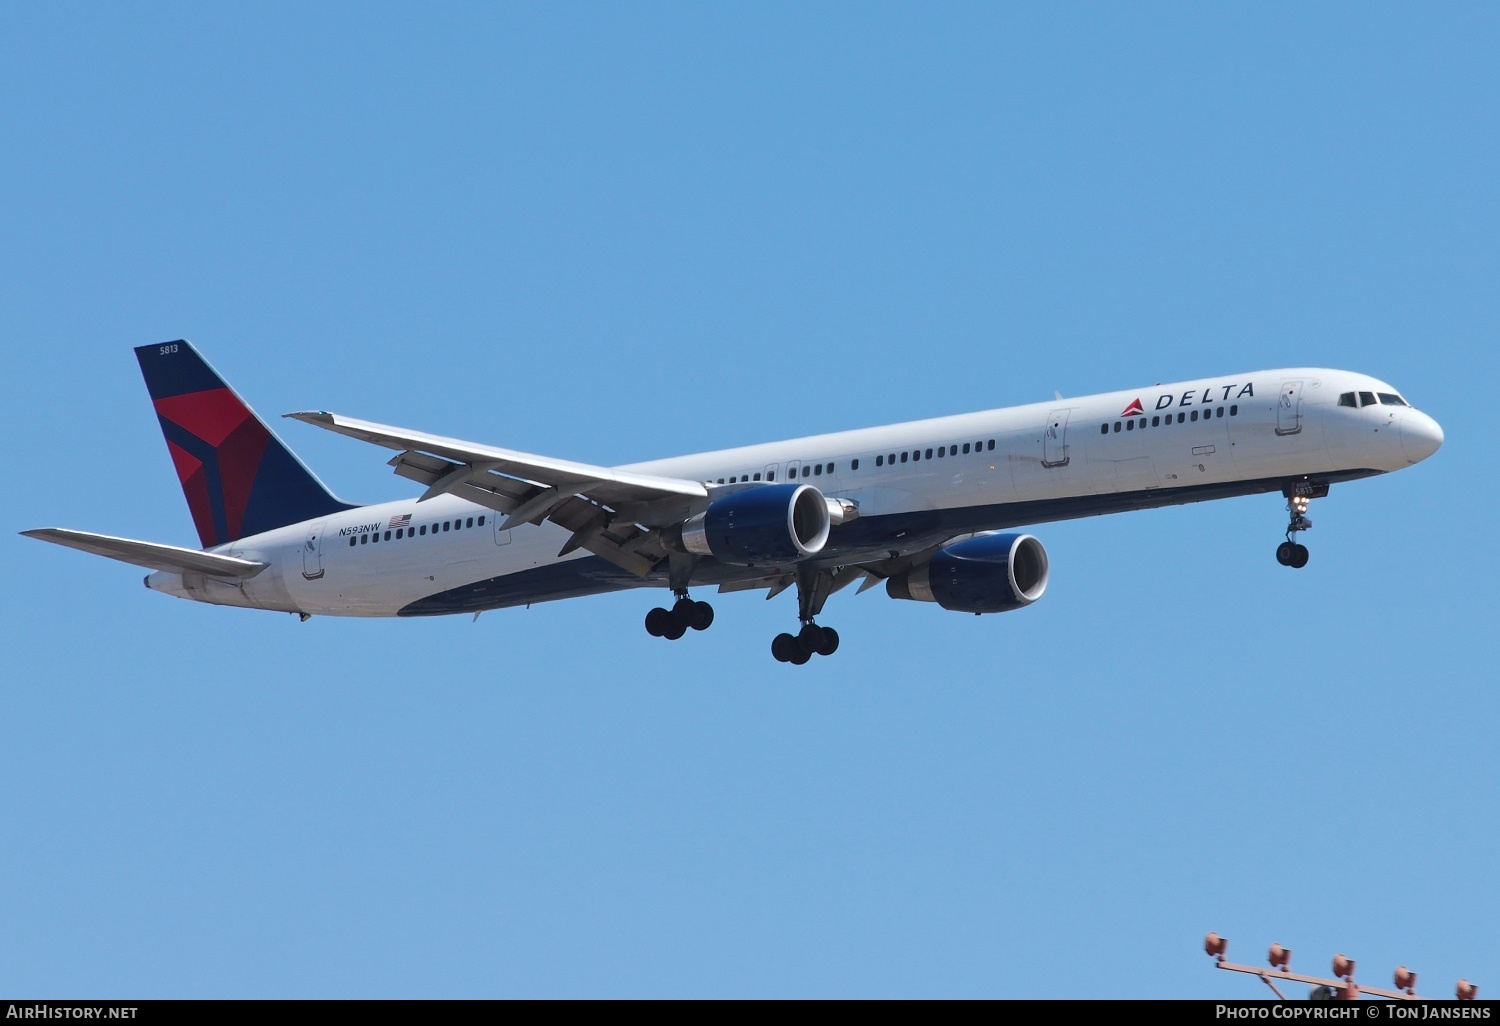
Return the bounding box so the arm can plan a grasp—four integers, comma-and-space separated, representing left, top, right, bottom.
1276, 482, 1327, 569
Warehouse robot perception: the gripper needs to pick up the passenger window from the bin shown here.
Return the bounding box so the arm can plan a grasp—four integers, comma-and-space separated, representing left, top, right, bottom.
1339, 392, 1357, 407
924, 449, 932, 460
1216, 407, 1224, 418
396, 529, 403, 539
876, 455, 884, 466
349, 537, 356, 547
1230, 405, 1237, 416
478, 516, 485, 526
442, 522, 449, 532
987, 440, 995, 451
1126, 419, 1134, 431
371, 532, 379, 544
1177, 412, 1186, 424
466, 517, 474, 528
753, 473, 762, 481
1359, 391, 1377, 407
814, 464, 822, 476
1190, 410, 1199, 422
1100, 424, 1108, 435
937, 446, 945, 457
900, 452, 908, 463
962, 443, 971, 454
1152, 416, 1160, 426
729, 476, 736, 484
360, 533, 368, 544
851, 459, 859, 471
1113, 422, 1121, 433
826, 463, 833, 474
767, 471, 775, 481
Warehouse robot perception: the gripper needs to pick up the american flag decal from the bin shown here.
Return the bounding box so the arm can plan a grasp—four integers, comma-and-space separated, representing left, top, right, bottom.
388, 513, 412, 529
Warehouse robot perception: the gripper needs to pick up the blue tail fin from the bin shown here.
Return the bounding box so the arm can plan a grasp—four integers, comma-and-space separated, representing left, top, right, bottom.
135, 340, 356, 548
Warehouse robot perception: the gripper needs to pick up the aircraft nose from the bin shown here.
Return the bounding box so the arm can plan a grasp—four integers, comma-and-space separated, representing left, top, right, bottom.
1400, 409, 1444, 464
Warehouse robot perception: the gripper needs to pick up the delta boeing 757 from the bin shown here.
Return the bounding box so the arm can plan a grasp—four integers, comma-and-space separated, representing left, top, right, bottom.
24, 341, 1442, 664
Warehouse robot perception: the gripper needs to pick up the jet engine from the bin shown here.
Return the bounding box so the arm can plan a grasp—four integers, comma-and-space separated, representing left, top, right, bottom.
663, 483, 831, 566
885, 533, 1049, 614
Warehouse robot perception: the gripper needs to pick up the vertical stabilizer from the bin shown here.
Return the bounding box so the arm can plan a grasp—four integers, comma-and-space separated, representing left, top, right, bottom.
135, 340, 355, 548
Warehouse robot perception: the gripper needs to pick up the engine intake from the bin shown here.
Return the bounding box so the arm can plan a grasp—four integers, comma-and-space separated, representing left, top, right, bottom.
886, 533, 1049, 614
664, 484, 831, 565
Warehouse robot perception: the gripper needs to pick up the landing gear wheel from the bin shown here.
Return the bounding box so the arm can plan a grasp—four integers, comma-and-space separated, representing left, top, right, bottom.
1276, 541, 1295, 566
662, 618, 687, 641
772, 633, 798, 663
689, 600, 714, 631
813, 626, 839, 657
1290, 543, 1309, 569
645, 607, 671, 637
788, 646, 811, 666
798, 623, 824, 649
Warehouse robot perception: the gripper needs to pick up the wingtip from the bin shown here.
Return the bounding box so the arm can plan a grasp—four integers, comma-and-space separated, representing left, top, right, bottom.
284, 410, 333, 424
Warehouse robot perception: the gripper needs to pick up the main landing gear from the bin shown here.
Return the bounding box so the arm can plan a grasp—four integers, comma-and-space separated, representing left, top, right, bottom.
771, 623, 839, 665
645, 593, 715, 640
1275, 482, 1327, 569
771, 566, 842, 665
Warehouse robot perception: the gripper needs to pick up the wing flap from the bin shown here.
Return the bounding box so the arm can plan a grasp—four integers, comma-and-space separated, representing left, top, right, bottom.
22, 529, 268, 578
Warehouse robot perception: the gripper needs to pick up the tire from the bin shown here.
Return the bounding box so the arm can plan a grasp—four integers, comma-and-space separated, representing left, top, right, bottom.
1276, 541, 1294, 566
788, 647, 811, 665
1290, 544, 1310, 569
690, 601, 715, 631
662, 619, 687, 641
813, 626, 840, 657
645, 607, 670, 637
798, 623, 824, 648
771, 633, 797, 662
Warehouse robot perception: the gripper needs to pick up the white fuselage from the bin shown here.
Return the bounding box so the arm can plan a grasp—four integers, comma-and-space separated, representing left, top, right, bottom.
145, 368, 1442, 617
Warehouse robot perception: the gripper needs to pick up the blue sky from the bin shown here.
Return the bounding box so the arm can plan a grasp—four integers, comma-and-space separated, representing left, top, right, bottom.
3, 3, 1496, 998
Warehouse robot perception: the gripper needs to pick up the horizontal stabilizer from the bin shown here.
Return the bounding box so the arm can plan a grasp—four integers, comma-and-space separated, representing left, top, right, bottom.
21, 528, 268, 579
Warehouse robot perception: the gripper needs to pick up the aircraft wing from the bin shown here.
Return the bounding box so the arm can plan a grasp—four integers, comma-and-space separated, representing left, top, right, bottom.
285, 412, 706, 505
21, 528, 269, 578
285, 411, 710, 577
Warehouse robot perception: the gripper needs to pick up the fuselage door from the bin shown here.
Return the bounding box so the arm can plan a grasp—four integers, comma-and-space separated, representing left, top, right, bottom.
1276, 380, 1303, 436
302, 521, 327, 580
1041, 409, 1071, 468
494, 516, 512, 546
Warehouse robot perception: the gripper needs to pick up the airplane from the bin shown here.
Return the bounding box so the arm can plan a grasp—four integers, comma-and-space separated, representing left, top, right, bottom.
23, 340, 1443, 664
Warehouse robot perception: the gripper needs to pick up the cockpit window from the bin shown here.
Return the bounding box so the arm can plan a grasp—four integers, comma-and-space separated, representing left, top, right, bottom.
1378, 393, 1408, 406
1339, 392, 1357, 407
1359, 391, 1377, 407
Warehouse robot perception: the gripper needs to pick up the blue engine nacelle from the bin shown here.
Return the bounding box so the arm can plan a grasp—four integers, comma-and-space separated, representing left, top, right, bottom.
665, 484, 831, 566
885, 533, 1049, 613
